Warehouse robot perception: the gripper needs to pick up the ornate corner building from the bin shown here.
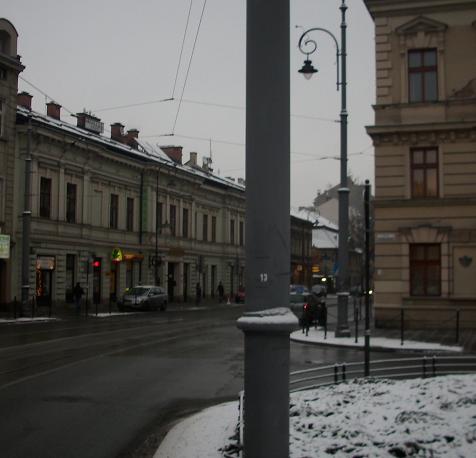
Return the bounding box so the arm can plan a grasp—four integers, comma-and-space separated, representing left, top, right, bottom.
0, 19, 24, 306
364, 0, 476, 328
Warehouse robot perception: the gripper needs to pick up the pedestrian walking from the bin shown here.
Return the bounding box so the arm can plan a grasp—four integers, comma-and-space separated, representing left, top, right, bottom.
217, 281, 224, 303
195, 282, 202, 305
73, 282, 84, 315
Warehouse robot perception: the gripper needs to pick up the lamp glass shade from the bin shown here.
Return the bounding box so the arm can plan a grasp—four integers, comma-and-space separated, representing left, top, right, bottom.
298, 59, 318, 79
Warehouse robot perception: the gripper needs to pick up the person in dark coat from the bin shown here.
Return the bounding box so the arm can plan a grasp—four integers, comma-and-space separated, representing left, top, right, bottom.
217, 281, 225, 303
195, 282, 202, 305
73, 282, 84, 315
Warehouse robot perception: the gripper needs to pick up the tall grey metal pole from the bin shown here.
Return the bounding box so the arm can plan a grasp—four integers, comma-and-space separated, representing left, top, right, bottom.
336, 0, 350, 337
364, 179, 371, 376
237, 1, 297, 457
21, 114, 32, 316
155, 168, 159, 286
297, 0, 350, 337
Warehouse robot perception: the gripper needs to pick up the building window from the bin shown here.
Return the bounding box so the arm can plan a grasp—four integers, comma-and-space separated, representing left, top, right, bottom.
110, 193, 118, 229
65, 254, 75, 302
126, 197, 134, 231
170, 204, 176, 236
410, 244, 441, 296
411, 148, 438, 198
211, 216, 217, 242
0, 99, 4, 136
156, 201, 163, 234
239, 221, 244, 246
0, 176, 4, 222
40, 177, 52, 218
230, 219, 235, 245
182, 208, 189, 238
66, 183, 77, 223
408, 49, 437, 103
203, 214, 208, 242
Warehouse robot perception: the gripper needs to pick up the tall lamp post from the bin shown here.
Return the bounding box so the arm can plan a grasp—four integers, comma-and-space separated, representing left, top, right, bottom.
297, 0, 350, 337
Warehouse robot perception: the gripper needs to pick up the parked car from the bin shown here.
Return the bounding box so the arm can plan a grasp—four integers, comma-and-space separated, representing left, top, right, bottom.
289, 290, 311, 318
120, 285, 167, 311
311, 284, 327, 297
289, 284, 309, 295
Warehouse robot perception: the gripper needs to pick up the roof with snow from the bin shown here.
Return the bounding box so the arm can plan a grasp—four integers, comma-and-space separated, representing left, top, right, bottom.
16, 105, 245, 193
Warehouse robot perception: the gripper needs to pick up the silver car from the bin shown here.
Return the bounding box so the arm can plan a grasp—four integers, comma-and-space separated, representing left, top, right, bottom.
121, 285, 168, 311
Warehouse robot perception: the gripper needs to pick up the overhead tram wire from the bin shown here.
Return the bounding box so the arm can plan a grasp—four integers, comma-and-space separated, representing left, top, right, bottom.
171, 0, 208, 134
91, 96, 338, 123
172, 0, 194, 99
19, 75, 76, 116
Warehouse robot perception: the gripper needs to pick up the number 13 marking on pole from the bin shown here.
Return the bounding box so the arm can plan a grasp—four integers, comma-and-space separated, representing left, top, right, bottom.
259, 273, 268, 283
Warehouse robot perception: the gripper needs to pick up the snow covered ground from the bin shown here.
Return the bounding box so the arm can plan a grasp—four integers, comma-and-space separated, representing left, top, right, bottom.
0, 316, 58, 324
291, 328, 464, 352
156, 374, 476, 458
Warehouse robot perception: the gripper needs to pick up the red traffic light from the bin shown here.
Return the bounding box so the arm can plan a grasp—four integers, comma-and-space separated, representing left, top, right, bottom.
92, 260, 101, 268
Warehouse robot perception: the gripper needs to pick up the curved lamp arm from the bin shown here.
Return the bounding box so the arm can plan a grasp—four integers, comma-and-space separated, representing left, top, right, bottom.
297, 27, 341, 90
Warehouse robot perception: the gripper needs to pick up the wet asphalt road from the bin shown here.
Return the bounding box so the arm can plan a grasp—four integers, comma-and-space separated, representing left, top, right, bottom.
0, 303, 392, 458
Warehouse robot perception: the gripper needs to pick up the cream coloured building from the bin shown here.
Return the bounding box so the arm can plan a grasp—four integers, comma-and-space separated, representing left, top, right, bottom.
364, 0, 476, 327
12, 95, 246, 309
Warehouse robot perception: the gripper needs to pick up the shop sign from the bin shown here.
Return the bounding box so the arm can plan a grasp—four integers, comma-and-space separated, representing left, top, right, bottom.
111, 247, 124, 263
124, 252, 144, 261
0, 234, 10, 259
36, 256, 56, 270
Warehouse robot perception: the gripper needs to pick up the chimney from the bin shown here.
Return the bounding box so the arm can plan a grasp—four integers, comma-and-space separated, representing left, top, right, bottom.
189, 152, 198, 166
110, 122, 125, 141
161, 146, 183, 165
76, 112, 104, 134
126, 129, 139, 149
17, 91, 32, 110
46, 101, 61, 120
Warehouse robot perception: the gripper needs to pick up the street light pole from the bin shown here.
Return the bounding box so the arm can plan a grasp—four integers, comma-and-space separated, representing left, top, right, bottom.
21, 114, 32, 317
298, 0, 350, 337
155, 168, 159, 286
364, 179, 371, 376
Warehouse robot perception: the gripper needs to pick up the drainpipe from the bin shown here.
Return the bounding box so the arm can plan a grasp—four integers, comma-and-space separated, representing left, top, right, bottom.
138, 170, 144, 283
21, 115, 32, 316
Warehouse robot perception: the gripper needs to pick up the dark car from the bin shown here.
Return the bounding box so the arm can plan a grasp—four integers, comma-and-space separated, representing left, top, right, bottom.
289, 291, 311, 318
311, 284, 327, 297
120, 285, 168, 311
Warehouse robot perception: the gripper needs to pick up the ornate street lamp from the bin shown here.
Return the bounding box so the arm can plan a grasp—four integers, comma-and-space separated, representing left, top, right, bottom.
298, 0, 351, 337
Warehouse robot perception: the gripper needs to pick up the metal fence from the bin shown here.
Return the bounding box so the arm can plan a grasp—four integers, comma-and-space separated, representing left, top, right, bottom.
290, 354, 476, 392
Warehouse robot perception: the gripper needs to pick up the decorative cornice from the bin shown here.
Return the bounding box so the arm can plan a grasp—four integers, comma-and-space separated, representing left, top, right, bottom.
366, 122, 476, 146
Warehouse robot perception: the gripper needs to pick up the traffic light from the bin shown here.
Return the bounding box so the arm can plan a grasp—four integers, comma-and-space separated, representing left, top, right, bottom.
92, 259, 101, 268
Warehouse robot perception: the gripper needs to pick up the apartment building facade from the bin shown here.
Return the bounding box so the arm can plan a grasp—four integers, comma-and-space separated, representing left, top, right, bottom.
10, 93, 247, 308
364, 0, 476, 327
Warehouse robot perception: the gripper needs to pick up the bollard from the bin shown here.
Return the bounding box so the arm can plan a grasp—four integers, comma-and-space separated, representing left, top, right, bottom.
342, 363, 346, 382
432, 355, 436, 377
31, 296, 35, 318
422, 356, 427, 378
334, 364, 339, 384
324, 321, 327, 340
13, 296, 17, 319
400, 308, 404, 346
354, 305, 358, 344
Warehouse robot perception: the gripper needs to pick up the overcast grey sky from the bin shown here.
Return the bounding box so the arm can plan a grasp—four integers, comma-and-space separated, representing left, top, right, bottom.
4, 0, 375, 210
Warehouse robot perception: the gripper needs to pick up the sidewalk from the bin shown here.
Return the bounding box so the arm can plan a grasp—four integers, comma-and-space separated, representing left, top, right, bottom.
0, 297, 242, 324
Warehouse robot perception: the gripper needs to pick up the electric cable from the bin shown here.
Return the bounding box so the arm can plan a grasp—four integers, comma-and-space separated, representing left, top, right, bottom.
172, 0, 208, 134
172, 0, 194, 99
